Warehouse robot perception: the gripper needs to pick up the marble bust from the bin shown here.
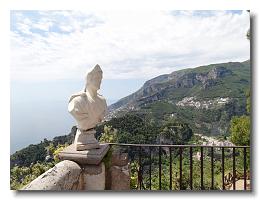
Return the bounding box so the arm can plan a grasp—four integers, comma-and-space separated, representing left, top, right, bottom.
68, 64, 107, 150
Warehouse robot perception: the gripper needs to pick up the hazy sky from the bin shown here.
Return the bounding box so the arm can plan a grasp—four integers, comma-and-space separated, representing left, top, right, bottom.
11, 10, 249, 82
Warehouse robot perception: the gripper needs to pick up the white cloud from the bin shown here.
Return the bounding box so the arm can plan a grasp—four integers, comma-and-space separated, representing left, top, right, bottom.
16, 22, 32, 35
10, 10, 250, 81
33, 21, 53, 31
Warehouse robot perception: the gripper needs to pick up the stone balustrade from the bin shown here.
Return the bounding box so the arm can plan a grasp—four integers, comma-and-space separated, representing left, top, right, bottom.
23, 160, 82, 190
22, 144, 130, 191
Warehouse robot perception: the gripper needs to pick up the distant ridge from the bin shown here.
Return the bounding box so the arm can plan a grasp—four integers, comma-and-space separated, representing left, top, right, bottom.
108, 60, 250, 136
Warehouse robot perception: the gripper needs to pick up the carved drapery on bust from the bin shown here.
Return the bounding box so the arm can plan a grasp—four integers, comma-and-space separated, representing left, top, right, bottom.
68, 64, 107, 150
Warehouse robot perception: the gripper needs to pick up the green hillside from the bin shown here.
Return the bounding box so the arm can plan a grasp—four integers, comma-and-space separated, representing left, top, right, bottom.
109, 60, 251, 136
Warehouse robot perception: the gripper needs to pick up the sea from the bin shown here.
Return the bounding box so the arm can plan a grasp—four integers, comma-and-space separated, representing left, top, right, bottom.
10, 99, 116, 154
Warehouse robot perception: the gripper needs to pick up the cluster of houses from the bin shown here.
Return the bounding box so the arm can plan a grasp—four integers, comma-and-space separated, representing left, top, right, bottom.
176, 96, 230, 109
199, 134, 234, 147
193, 134, 234, 160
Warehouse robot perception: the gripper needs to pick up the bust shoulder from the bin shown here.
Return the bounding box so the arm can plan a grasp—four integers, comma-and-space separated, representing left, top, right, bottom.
97, 93, 106, 102
69, 92, 88, 104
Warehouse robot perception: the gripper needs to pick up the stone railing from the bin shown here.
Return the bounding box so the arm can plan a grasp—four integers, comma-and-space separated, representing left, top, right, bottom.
23, 160, 82, 190
22, 144, 130, 191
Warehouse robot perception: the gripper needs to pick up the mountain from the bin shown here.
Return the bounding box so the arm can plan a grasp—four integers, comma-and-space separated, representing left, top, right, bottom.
108, 60, 250, 136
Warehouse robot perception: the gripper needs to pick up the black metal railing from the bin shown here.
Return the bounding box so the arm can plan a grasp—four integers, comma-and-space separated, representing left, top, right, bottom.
108, 143, 250, 191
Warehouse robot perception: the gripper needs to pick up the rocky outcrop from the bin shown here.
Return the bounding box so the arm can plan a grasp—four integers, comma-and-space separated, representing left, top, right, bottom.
208, 66, 232, 79
196, 66, 232, 89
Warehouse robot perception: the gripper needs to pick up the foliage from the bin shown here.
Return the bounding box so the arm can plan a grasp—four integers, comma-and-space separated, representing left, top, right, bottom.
99, 125, 118, 143
53, 143, 69, 163
230, 91, 250, 146
230, 115, 250, 146
10, 162, 55, 190
10, 139, 50, 167
102, 147, 114, 169
130, 161, 139, 189
160, 120, 193, 144
98, 112, 193, 147
11, 142, 69, 190
246, 90, 250, 113
140, 95, 248, 136
45, 142, 55, 156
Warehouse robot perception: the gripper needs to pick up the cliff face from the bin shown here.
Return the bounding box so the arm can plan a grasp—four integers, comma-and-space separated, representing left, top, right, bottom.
108, 60, 250, 136
109, 61, 249, 111
196, 66, 232, 88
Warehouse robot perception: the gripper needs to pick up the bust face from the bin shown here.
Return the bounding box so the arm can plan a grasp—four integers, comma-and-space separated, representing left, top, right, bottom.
88, 71, 103, 91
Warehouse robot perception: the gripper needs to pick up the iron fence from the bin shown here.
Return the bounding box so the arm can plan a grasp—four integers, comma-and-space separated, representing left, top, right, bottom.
108, 143, 250, 191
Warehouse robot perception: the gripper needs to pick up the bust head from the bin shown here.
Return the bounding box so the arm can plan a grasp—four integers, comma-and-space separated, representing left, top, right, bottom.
85, 64, 103, 92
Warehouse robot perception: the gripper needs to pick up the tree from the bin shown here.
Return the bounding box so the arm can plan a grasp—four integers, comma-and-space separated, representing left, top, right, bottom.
159, 120, 193, 144
99, 125, 118, 143
53, 143, 69, 163
230, 115, 250, 146
246, 90, 250, 113
230, 89, 250, 146
10, 162, 55, 190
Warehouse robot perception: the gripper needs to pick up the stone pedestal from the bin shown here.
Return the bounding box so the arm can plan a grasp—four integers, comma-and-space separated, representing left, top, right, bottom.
58, 143, 109, 190
81, 162, 106, 190
74, 129, 100, 151
59, 143, 109, 165
110, 165, 130, 190
106, 152, 130, 190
